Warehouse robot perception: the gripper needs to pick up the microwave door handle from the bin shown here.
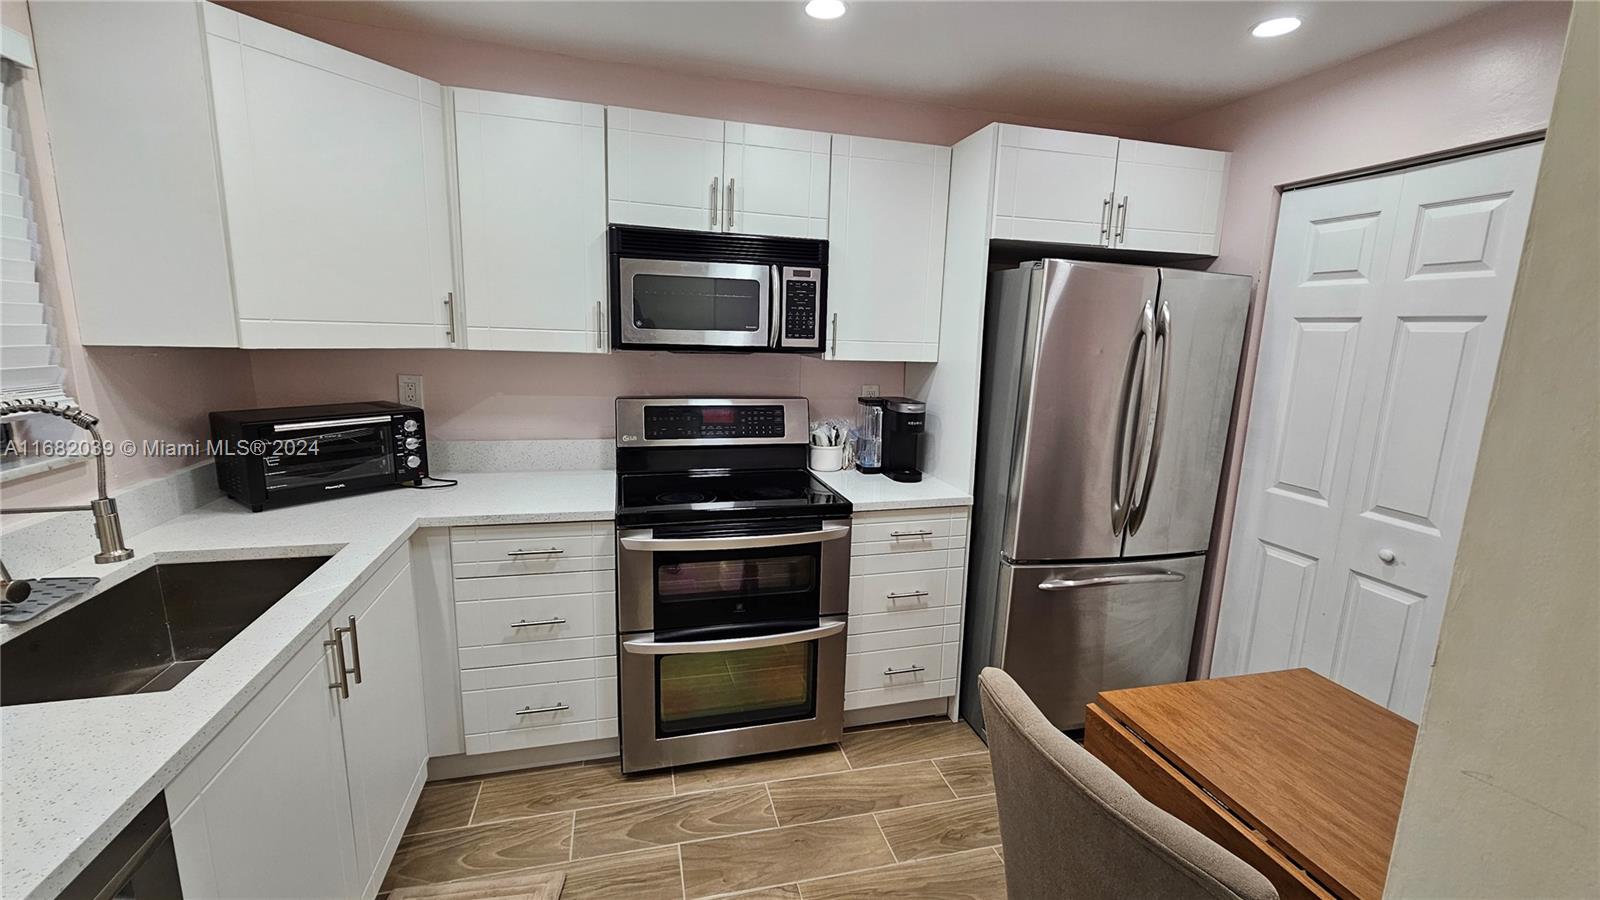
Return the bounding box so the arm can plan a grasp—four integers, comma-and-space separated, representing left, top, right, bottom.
771, 265, 783, 349
619, 523, 850, 552
623, 617, 847, 655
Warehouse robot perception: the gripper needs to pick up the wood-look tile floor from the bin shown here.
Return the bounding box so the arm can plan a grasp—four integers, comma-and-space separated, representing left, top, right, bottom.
382, 718, 1005, 899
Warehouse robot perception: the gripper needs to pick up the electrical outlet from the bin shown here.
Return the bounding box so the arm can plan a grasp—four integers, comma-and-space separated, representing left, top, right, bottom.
861, 384, 880, 398
397, 374, 423, 407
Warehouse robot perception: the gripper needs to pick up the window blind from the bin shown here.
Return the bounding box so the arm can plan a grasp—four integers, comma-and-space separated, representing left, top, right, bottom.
0, 61, 68, 406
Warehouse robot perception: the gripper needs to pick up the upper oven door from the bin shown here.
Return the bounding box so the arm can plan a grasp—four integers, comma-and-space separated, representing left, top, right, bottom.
617, 259, 773, 349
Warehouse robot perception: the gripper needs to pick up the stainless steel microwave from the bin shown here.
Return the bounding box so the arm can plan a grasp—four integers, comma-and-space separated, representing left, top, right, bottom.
608, 224, 827, 353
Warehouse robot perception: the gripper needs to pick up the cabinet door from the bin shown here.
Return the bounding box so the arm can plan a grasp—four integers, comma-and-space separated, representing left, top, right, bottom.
606, 107, 724, 230
991, 125, 1119, 245
337, 555, 430, 896
205, 8, 453, 348
170, 638, 359, 899
722, 122, 830, 238
1111, 139, 1227, 255
454, 89, 608, 352
826, 136, 951, 362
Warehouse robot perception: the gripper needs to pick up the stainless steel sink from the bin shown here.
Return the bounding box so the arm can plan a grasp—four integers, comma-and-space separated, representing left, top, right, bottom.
1, 556, 331, 706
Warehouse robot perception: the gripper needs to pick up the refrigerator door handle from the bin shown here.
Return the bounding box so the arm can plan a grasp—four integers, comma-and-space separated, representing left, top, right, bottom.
1038, 571, 1185, 590
1128, 298, 1174, 535
1112, 299, 1157, 536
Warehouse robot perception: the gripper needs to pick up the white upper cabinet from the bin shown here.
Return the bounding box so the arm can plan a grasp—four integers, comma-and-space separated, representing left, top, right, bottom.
606, 107, 725, 231
205, 6, 453, 348
722, 123, 831, 238
827, 135, 951, 363
606, 108, 830, 238
992, 125, 1119, 245
29, 1, 453, 348
1109, 139, 1228, 255
452, 89, 608, 353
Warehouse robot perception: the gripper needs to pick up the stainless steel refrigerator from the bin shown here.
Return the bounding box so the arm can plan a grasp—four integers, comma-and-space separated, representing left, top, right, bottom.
961, 260, 1249, 733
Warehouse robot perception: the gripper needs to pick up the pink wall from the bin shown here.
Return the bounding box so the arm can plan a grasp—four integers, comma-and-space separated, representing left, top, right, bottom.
1151, 1, 1570, 674
248, 350, 900, 440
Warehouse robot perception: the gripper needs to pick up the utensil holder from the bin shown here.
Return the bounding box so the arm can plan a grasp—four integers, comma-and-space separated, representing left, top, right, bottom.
809, 444, 845, 472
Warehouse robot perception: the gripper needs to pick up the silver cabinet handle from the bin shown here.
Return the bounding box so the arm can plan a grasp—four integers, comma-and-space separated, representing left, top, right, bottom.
829, 312, 838, 356
1115, 195, 1129, 242
889, 529, 934, 538
1039, 571, 1184, 591
620, 523, 849, 552
725, 177, 735, 230
344, 615, 362, 685
624, 617, 846, 655
596, 300, 604, 351
1099, 194, 1113, 245
885, 590, 930, 601
506, 547, 564, 557
511, 617, 567, 628
324, 630, 350, 699
515, 703, 570, 715
710, 176, 719, 229
884, 664, 926, 676
444, 291, 456, 345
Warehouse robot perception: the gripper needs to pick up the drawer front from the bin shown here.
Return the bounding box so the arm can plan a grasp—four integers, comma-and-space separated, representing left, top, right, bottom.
852, 549, 964, 577
845, 642, 944, 694
453, 522, 614, 543
457, 593, 596, 649
455, 570, 599, 602
463, 680, 598, 735
851, 516, 957, 553
849, 569, 949, 617
452, 523, 614, 578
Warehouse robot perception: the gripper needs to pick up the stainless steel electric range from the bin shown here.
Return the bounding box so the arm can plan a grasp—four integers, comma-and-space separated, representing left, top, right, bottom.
613, 397, 853, 773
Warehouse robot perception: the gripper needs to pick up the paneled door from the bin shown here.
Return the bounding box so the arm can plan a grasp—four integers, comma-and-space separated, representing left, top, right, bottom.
1111, 140, 1228, 255
722, 122, 830, 238
1216, 142, 1542, 719
606, 107, 725, 230
990, 125, 1119, 245
453, 89, 608, 352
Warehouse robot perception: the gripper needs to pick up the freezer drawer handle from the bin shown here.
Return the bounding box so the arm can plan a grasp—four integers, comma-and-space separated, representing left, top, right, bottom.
515, 703, 570, 716
621, 523, 849, 552
1038, 572, 1185, 590
511, 617, 567, 628
507, 547, 564, 557
883, 664, 926, 676
623, 617, 847, 655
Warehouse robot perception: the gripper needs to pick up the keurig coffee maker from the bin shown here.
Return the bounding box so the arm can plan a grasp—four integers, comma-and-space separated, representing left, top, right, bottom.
856, 396, 925, 482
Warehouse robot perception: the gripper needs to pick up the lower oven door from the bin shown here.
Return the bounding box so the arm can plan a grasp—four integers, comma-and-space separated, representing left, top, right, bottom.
618, 617, 847, 772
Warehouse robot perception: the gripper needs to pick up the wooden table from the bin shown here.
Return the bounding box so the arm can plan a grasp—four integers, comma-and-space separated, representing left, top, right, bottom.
1084, 668, 1417, 900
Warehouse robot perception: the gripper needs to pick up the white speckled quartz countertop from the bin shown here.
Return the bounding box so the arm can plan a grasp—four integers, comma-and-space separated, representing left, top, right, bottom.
812, 468, 972, 510
1, 466, 967, 898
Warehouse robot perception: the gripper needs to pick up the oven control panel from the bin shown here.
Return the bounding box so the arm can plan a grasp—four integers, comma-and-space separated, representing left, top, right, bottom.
643, 405, 787, 440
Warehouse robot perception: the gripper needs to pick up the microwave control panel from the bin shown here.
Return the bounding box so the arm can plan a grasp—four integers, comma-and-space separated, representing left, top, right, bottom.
779, 268, 822, 349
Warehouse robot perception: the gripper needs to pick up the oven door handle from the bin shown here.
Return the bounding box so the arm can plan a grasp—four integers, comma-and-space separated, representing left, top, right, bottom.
619, 523, 850, 552
622, 617, 847, 655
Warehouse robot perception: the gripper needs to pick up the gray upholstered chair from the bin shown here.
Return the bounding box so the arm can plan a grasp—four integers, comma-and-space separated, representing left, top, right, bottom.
978, 668, 1279, 900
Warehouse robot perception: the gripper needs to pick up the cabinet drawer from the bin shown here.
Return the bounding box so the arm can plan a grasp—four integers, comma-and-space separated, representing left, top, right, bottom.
845, 642, 943, 694
456, 593, 596, 649
453, 522, 612, 543
452, 535, 612, 579
849, 570, 948, 616
851, 516, 956, 548
455, 570, 599, 601
463, 680, 598, 735
852, 549, 963, 577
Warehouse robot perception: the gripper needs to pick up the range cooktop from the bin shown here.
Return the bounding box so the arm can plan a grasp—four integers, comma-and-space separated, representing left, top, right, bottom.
616, 468, 851, 527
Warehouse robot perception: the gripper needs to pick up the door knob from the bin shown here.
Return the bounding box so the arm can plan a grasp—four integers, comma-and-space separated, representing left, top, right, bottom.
1378, 549, 1397, 564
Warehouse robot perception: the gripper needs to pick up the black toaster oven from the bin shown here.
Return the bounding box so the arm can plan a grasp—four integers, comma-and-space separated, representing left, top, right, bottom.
209, 401, 427, 511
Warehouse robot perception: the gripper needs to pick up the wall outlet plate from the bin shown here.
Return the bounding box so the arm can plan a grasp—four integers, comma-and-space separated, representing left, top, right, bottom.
398, 374, 423, 406
860, 384, 880, 398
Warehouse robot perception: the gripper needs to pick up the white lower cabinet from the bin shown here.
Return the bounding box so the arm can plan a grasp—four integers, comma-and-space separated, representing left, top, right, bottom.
450, 521, 617, 754
844, 507, 970, 712
169, 548, 427, 900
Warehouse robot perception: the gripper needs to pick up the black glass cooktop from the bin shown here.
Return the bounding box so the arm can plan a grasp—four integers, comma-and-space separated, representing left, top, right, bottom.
616, 469, 852, 526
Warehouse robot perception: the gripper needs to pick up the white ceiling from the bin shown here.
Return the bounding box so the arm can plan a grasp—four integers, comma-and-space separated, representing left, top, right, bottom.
295, 0, 1494, 127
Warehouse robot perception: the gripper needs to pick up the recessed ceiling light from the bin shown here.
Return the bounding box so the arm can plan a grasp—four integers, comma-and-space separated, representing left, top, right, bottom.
1251, 16, 1302, 38
805, 0, 847, 20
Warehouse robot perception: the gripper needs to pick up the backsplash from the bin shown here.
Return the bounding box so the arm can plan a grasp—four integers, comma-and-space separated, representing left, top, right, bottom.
246, 349, 901, 440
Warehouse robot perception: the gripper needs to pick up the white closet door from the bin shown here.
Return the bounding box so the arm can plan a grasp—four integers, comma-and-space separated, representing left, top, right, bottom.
454, 89, 608, 353
606, 107, 724, 230
990, 125, 1119, 245
721, 122, 830, 238
1111, 139, 1227, 255
1217, 143, 1542, 719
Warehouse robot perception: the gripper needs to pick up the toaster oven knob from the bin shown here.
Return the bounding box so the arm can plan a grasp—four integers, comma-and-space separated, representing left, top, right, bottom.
404, 437, 421, 450
402, 418, 419, 433
405, 454, 422, 469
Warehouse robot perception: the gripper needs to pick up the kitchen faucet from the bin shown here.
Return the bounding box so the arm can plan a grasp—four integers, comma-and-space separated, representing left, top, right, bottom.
0, 399, 134, 564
